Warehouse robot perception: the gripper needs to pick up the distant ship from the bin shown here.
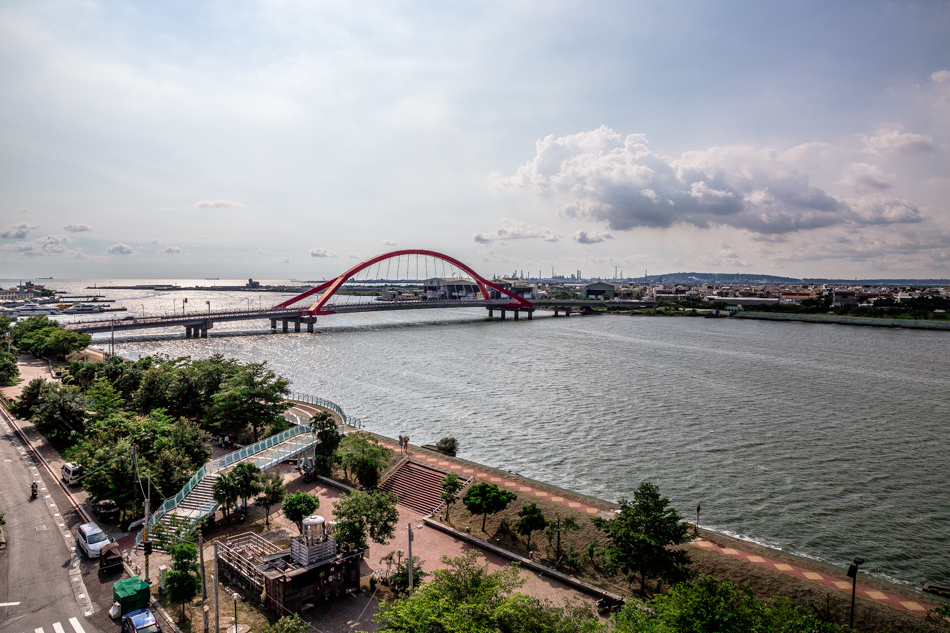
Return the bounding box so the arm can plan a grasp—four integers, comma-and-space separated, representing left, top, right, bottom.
64, 303, 105, 314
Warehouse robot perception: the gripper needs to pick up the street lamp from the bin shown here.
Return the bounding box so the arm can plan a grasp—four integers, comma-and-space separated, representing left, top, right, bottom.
231, 592, 240, 633
407, 523, 423, 594
847, 557, 864, 629
206, 300, 211, 316
183, 298, 188, 315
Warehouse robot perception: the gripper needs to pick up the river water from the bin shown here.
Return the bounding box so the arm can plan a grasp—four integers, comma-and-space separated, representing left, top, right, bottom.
16, 279, 950, 589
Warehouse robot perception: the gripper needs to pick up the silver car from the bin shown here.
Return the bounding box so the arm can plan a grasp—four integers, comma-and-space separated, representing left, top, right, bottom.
76, 522, 111, 558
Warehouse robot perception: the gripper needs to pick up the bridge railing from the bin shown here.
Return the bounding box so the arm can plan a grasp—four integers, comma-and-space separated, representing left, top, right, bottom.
136, 393, 363, 547
291, 392, 364, 430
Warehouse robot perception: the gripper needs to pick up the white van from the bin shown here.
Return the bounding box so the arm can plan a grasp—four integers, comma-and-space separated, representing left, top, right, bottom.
61, 462, 81, 485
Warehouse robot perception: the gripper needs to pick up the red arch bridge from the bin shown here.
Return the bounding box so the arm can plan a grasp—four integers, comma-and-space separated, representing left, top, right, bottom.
65, 249, 643, 337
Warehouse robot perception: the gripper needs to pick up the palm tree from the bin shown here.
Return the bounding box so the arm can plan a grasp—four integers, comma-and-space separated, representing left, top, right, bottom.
212, 471, 239, 518
231, 462, 262, 512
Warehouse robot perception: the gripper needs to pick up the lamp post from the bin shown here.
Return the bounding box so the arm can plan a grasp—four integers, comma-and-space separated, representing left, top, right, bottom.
847, 557, 864, 629
183, 297, 188, 315
206, 300, 211, 316
173, 299, 177, 314
231, 592, 240, 633
407, 523, 423, 594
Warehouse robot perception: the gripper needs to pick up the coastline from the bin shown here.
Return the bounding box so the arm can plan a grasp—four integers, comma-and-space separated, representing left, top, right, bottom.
730, 311, 950, 330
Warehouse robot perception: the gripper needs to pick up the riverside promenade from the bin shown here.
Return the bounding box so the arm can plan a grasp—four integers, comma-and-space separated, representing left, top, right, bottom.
1, 357, 943, 630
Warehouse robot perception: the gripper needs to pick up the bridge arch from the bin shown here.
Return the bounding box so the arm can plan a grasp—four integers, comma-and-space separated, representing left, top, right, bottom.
275, 249, 533, 315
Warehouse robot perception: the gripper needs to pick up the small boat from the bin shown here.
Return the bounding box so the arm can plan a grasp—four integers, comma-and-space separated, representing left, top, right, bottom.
924, 583, 950, 599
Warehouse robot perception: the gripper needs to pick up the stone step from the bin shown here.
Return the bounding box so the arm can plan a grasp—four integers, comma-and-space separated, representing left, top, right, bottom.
378, 462, 449, 515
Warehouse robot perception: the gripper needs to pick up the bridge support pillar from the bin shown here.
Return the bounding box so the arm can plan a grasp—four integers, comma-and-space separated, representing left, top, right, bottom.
553, 309, 558, 317
488, 308, 493, 318
500, 309, 506, 320
185, 326, 193, 337
282, 320, 289, 333
514, 310, 519, 321
200, 327, 208, 338
270, 319, 277, 331
527, 309, 533, 320
294, 318, 301, 333
306, 317, 316, 333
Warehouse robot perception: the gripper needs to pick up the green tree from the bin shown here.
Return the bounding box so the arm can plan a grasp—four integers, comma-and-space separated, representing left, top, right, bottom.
0, 349, 17, 385
335, 431, 394, 490
85, 377, 127, 424
612, 575, 845, 633
545, 514, 580, 567
165, 542, 201, 623
515, 502, 548, 553
212, 471, 240, 518
255, 469, 287, 527
282, 491, 320, 533
592, 481, 691, 595
388, 556, 427, 595
331, 490, 399, 548
462, 482, 517, 532
440, 473, 464, 522
210, 361, 289, 441
30, 386, 88, 441
260, 615, 307, 633
309, 411, 341, 475
9, 377, 53, 419
230, 462, 262, 512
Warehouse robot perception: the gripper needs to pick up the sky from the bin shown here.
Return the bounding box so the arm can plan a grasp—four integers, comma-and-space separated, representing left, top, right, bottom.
2, 1, 949, 281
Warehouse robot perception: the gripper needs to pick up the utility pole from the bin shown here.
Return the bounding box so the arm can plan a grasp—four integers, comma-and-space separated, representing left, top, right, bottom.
199, 533, 209, 633
407, 522, 414, 593
213, 541, 220, 633
143, 477, 151, 584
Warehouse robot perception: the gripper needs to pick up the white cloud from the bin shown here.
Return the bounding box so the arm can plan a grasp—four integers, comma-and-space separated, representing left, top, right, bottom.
499, 126, 925, 236
196, 199, 244, 208
257, 248, 269, 254
473, 218, 560, 244
277, 257, 291, 263
0, 234, 71, 256
1, 223, 38, 239
106, 242, 135, 255
863, 130, 935, 156
843, 163, 892, 192
63, 223, 92, 233
310, 248, 337, 257
158, 246, 182, 254
382, 240, 397, 246
572, 230, 613, 244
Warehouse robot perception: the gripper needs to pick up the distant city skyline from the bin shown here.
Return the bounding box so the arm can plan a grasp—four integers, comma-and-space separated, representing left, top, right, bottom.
2, 1, 949, 280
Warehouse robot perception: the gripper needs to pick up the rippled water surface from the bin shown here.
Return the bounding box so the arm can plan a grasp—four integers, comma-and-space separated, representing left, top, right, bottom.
27, 280, 950, 588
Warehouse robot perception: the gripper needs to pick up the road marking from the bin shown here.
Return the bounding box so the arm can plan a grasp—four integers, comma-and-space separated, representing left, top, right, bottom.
53, 622, 67, 633
69, 618, 86, 633
34, 627, 44, 633
0, 601, 21, 606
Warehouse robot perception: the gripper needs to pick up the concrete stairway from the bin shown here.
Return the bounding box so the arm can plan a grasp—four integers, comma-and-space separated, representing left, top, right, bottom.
378, 461, 448, 515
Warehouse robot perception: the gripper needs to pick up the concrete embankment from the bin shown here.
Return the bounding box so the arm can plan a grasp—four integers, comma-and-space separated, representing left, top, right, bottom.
732, 311, 950, 330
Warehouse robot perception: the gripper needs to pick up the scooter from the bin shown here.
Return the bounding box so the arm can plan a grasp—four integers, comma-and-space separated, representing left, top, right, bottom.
30, 482, 38, 500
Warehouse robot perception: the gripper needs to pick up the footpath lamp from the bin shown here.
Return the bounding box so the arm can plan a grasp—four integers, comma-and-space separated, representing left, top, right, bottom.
847, 557, 864, 629
231, 592, 240, 633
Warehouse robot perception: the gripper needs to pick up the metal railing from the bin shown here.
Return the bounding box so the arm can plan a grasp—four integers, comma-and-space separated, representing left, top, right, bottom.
137, 392, 365, 546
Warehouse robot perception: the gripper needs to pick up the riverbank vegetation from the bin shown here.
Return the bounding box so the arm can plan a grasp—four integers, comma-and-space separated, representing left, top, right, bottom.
9, 315, 91, 359
746, 292, 950, 320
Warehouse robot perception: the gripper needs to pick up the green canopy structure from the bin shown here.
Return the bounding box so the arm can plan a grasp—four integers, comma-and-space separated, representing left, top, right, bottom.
113, 576, 150, 615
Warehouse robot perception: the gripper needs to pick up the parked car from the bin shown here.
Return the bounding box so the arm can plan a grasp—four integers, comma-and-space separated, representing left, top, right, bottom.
61, 462, 81, 485
92, 499, 120, 523
76, 522, 112, 558
121, 608, 162, 633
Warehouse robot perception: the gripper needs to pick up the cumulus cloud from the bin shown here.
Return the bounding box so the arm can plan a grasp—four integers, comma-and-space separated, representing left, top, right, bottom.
277, 257, 291, 263
473, 219, 560, 244
863, 130, 935, 156
572, 230, 613, 244
848, 195, 921, 226
196, 199, 244, 208
310, 248, 337, 257
1, 223, 38, 239
257, 248, 269, 254
0, 234, 71, 256
63, 223, 92, 233
498, 127, 924, 236
843, 163, 892, 192
106, 242, 135, 255
382, 240, 397, 246
158, 246, 182, 254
